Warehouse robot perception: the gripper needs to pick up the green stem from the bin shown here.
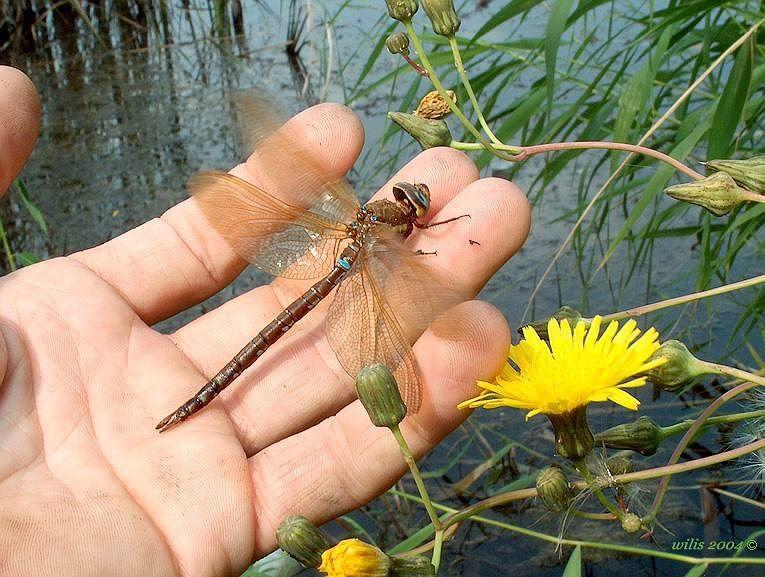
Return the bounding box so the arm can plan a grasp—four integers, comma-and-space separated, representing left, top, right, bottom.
431, 529, 443, 574
600, 274, 765, 322
508, 141, 703, 180
569, 510, 616, 521
401, 52, 429, 76
699, 360, 765, 386
390, 425, 442, 532
659, 409, 765, 440
711, 488, 765, 511
453, 139, 701, 179
0, 217, 15, 273
741, 188, 765, 203
450, 140, 519, 152
573, 459, 624, 521
448, 35, 502, 145
403, 22, 517, 160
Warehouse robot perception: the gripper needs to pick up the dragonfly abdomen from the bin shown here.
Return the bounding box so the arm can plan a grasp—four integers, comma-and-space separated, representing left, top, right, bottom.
156, 242, 361, 432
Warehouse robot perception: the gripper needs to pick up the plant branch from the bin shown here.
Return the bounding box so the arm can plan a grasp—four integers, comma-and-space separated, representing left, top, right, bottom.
600, 274, 765, 322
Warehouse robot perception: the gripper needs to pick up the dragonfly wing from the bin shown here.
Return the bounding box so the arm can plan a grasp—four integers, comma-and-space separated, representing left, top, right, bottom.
326, 261, 422, 413
190, 171, 349, 280
235, 93, 361, 222
325, 230, 466, 413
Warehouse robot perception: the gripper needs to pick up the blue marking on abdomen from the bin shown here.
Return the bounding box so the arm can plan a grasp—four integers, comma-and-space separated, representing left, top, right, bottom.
337, 257, 351, 270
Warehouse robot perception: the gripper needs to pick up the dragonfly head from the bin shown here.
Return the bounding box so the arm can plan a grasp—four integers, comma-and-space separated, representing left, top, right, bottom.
392, 182, 431, 220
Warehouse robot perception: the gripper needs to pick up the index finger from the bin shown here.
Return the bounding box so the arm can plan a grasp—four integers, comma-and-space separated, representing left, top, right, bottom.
0, 66, 40, 195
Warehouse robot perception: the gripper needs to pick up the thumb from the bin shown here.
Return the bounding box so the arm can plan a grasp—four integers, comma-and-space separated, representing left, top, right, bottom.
0, 66, 40, 196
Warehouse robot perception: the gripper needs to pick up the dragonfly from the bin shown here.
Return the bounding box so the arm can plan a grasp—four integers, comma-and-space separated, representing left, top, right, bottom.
156, 97, 468, 432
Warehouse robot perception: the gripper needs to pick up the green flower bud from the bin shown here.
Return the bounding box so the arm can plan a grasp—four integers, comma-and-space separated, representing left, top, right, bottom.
646, 340, 708, 392
388, 111, 452, 150
665, 172, 748, 216
594, 415, 662, 456
521, 306, 590, 339
385, 32, 410, 55
356, 364, 407, 428
706, 156, 765, 193
606, 456, 633, 477
276, 515, 330, 568
421, 0, 460, 36
390, 555, 436, 576
535, 466, 571, 512
547, 406, 595, 460
621, 512, 643, 534
386, 0, 418, 23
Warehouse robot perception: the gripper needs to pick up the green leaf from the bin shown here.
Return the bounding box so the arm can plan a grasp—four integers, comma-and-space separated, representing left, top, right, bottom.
707, 37, 753, 159
681, 563, 708, 577
240, 550, 301, 577
562, 545, 582, 577
471, 0, 547, 42
612, 25, 672, 168
15, 253, 40, 267
14, 179, 48, 235
545, 0, 575, 111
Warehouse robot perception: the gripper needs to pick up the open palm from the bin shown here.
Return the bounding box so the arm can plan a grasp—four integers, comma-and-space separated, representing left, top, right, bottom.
0, 67, 530, 577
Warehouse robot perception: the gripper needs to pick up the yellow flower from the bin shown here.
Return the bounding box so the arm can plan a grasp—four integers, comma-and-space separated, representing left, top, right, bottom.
319, 539, 390, 577
459, 316, 665, 419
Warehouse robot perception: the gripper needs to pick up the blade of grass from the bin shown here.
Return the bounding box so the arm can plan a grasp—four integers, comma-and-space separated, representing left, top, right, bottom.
707, 36, 753, 159
544, 0, 575, 110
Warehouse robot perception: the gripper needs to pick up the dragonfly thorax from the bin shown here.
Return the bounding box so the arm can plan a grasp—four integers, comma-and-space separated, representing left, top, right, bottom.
363, 196, 422, 239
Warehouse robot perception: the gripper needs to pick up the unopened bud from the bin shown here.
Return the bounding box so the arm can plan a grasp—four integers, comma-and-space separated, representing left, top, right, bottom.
421, 0, 460, 36
706, 155, 765, 193
386, 32, 410, 55
665, 172, 748, 216
388, 111, 452, 149
415, 90, 456, 120
594, 415, 662, 456
621, 512, 642, 534
536, 466, 571, 512
390, 555, 436, 576
385, 0, 418, 23
319, 539, 390, 577
521, 306, 590, 339
356, 364, 407, 428
606, 456, 633, 477
646, 340, 708, 392
276, 515, 330, 569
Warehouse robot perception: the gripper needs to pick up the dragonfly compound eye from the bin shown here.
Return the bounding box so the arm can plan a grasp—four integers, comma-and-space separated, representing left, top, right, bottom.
393, 182, 430, 219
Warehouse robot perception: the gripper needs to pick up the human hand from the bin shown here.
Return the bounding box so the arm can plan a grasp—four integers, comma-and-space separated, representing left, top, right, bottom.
0, 66, 530, 576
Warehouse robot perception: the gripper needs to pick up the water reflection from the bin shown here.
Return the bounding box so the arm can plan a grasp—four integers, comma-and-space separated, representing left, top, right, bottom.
2, 1, 311, 267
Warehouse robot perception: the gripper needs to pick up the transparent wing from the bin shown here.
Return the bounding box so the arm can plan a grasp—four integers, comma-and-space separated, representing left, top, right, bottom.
235, 93, 361, 222
325, 229, 466, 413
190, 171, 349, 280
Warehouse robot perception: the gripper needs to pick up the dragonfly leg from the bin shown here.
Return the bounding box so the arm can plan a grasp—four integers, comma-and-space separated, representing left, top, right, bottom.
415, 213, 470, 229
414, 249, 438, 256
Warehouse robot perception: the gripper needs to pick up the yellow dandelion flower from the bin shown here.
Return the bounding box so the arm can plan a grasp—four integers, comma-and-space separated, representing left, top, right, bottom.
459, 316, 665, 418
318, 539, 390, 577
